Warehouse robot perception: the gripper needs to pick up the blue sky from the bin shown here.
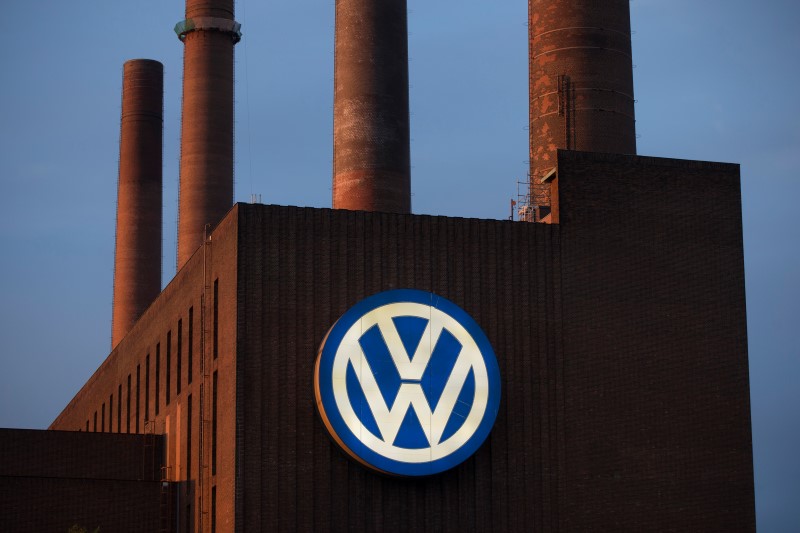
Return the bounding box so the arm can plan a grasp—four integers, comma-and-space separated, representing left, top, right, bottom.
0, 1, 798, 529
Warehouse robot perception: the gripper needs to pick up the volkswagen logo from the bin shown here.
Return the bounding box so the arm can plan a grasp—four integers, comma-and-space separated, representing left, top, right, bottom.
314, 289, 501, 476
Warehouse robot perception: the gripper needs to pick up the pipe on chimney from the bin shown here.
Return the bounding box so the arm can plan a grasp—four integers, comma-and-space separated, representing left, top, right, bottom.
175, 0, 241, 268
333, 0, 411, 213
112, 59, 164, 348
529, 0, 636, 219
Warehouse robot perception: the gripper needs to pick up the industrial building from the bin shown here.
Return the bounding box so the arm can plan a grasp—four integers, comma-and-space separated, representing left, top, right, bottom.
0, 0, 755, 531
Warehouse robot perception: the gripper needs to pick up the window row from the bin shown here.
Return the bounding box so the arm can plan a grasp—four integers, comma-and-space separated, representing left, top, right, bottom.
82, 294, 209, 433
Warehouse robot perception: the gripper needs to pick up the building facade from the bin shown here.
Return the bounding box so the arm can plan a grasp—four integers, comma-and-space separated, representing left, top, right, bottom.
46, 151, 755, 532
2, 0, 756, 530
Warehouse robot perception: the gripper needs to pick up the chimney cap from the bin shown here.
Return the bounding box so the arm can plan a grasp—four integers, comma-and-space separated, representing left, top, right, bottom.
174, 17, 242, 43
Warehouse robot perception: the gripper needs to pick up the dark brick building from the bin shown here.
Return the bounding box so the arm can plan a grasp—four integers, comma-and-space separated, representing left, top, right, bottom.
0, 429, 165, 532
20, 150, 753, 532
0, 1, 754, 530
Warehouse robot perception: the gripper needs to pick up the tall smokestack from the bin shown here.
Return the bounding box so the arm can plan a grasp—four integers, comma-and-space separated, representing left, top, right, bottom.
529, 0, 636, 220
175, 0, 241, 268
112, 59, 164, 348
333, 0, 411, 213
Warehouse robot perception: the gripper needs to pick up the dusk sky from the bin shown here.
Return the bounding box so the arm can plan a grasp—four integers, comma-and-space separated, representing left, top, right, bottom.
0, 1, 797, 530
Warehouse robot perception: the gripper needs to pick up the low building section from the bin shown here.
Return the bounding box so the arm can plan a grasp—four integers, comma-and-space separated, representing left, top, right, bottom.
0, 429, 165, 533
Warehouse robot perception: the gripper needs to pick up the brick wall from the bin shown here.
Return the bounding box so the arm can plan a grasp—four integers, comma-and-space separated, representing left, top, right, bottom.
42, 154, 755, 532
50, 205, 241, 533
234, 153, 754, 531
557, 150, 755, 531
235, 204, 564, 531
0, 428, 162, 480
0, 429, 164, 532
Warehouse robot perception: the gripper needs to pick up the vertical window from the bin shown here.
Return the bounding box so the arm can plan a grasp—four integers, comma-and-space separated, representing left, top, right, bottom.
213, 279, 219, 359
145, 354, 150, 421
109, 394, 113, 433
167, 330, 172, 405
156, 343, 160, 415
212, 370, 218, 475
101, 403, 105, 432
211, 486, 217, 533
187, 394, 192, 480
118, 384, 122, 433
126, 375, 131, 433
177, 319, 183, 396
136, 364, 141, 433
93, 411, 97, 432
188, 307, 194, 384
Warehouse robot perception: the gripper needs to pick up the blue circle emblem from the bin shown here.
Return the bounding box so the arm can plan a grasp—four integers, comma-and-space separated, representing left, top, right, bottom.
314, 289, 501, 476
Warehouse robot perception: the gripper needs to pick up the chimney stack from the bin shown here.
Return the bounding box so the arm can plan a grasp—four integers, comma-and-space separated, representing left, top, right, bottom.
112, 59, 164, 348
529, 0, 636, 219
175, 0, 241, 268
333, 0, 411, 213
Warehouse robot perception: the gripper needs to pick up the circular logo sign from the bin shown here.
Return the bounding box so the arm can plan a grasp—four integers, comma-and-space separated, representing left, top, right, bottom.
314, 289, 501, 476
